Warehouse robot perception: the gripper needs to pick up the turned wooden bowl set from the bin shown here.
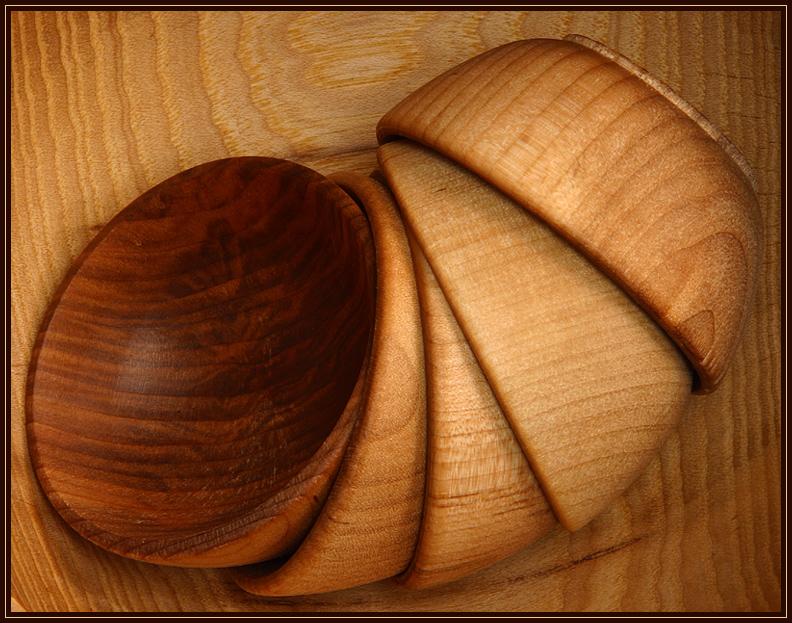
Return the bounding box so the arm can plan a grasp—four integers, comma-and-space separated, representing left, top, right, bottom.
26, 35, 760, 596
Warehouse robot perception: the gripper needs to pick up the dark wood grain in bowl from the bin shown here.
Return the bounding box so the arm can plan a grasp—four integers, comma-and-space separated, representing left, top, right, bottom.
25, 157, 376, 567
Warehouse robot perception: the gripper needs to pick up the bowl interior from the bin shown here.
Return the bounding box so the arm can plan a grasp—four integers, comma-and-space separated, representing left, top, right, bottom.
26, 157, 375, 558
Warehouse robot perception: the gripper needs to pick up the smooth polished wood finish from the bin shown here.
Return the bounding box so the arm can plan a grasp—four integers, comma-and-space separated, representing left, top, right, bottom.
380, 140, 693, 531
564, 34, 758, 192
12, 11, 780, 612
237, 174, 426, 596
377, 37, 761, 393
25, 157, 376, 567
402, 241, 556, 589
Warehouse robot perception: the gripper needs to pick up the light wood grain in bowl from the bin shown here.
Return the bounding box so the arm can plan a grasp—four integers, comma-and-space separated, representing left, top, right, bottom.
377, 37, 761, 393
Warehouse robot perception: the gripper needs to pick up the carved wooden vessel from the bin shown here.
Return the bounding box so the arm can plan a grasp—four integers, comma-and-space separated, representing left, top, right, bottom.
25, 35, 760, 597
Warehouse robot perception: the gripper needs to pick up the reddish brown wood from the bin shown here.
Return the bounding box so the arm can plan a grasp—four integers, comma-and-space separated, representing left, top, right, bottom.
235, 173, 427, 597
25, 157, 376, 567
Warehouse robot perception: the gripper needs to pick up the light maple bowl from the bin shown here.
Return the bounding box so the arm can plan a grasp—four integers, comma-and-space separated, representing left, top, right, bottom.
25, 35, 760, 596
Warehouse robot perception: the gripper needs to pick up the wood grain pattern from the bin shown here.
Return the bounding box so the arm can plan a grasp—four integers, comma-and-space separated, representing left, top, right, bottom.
403, 240, 556, 589
25, 157, 376, 567
237, 174, 426, 596
11, 10, 780, 612
564, 34, 758, 191
377, 36, 761, 393
380, 140, 692, 531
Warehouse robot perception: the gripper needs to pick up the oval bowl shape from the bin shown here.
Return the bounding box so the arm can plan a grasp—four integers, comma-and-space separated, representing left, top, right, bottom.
25, 157, 376, 567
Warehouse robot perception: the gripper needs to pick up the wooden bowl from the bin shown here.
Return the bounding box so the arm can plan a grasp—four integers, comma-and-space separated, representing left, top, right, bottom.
372, 33, 760, 579
378, 138, 691, 559
377, 34, 761, 392
25, 157, 376, 567
237, 173, 426, 596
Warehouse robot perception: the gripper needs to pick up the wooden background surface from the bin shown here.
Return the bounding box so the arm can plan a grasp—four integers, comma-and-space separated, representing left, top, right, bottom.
10, 10, 781, 613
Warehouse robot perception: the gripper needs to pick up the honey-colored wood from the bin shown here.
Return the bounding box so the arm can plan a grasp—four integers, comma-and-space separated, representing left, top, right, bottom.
403, 241, 556, 589
380, 140, 692, 531
25, 158, 376, 567
377, 37, 762, 393
11, 11, 780, 612
564, 34, 758, 192
236, 174, 426, 596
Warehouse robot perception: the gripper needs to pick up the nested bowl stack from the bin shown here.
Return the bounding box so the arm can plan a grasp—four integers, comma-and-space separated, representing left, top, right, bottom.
25, 35, 760, 597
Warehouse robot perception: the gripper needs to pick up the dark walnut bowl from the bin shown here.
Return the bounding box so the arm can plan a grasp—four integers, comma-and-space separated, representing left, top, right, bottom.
25, 157, 376, 567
